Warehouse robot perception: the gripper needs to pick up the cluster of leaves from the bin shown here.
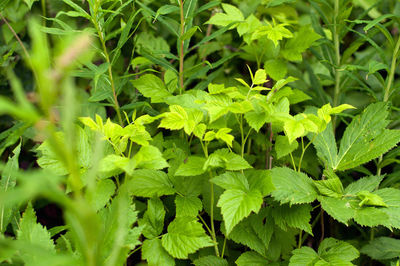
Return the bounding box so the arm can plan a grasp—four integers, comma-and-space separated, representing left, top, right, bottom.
1, 0, 400, 265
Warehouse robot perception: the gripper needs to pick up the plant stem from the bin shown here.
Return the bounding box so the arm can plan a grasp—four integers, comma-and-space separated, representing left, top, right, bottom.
221, 237, 227, 258
92, 19, 123, 125
377, 36, 400, 175
298, 230, 302, 248
179, 0, 185, 94
332, 0, 341, 129
209, 174, 220, 257
384, 36, 400, 102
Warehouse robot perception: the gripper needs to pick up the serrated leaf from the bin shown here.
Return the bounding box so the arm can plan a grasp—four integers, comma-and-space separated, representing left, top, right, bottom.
175, 156, 206, 176
252, 24, 293, 47
206, 3, 244, 27
227, 217, 267, 255
270, 167, 318, 205
193, 123, 207, 139
159, 105, 187, 131
244, 111, 268, 132
1, 143, 21, 233
161, 217, 214, 259
193, 255, 228, 266
175, 195, 202, 217
17, 204, 55, 256
89, 179, 116, 211
361, 237, 400, 260
204, 149, 252, 171
271, 204, 313, 234
374, 188, 400, 229
345, 175, 383, 195
135, 145, 169, 170
318, 238, 359, 263
264, 59, 287, 81
236, 251, 269, 266
357, 191, 388, 207
275, 135, 298, 159
335, 102, 399, 171
131, 74, 171, 103
354, 207, 389, 227
289, 246, 319, 265
253, 69, 268, 85
128, 169, 175, 197
281, 26, 321, 62
139, 198, 165, 239
284, 119, 305, 143
142, 239, 175, 266
218, 189, 263, 235
211, 172, 249, 191
314, 178, 344, 198
318, 196, 354, 225
247, 170, 275, 197
215, 128, 234, 147
312, 123, 338, 168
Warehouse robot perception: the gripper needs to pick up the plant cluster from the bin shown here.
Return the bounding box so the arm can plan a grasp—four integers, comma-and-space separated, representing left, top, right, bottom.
1, 0, 400, 265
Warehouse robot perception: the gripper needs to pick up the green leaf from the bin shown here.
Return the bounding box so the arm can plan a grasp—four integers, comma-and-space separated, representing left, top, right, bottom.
0, 143, 21, 233
247, 170, 275, 197
217, 188, 263, 235
99, 154, 131, 177
312, 123, 338, 168
361, 237, 400, 260
128, 169, 175, 197
227, 217, 267, 255
193, 255, 228, 266
253, 69, 268, 85
252, 24, 293, 47
281, 26, 321, 62
24, 0, 39, 9
271, 204, 313, 234
175, 156, 206, 176
318, 238, 359, 263
89, 179, 116, 211
354, 207, 389, 227
244, 111, 268, 132
135, 145, 169, 170
236, 251, 269, 266
318, 196, 354, 225
159, 105, 187, 131
270, 167, 318, 205
345, 175, 384, 195
284, 119, 305, 143
314, 178, 344, 198
215, 128, 234, 147
204, 149, 252, 171
211, 172, 249, 191
264, 59, 287, 81
175, 195, 202, 217
289, 246, 319, 265
206, 3, 244, 27
375, 188, 400, 229
17, 204, 55, 254
140, 198, 165, 239
357, 191, 388, 207
161, 217, 214, 259
131, 74, 172, 103
142, 239, 175, 266
275, 135, 298, 159
335, 102, 400, 171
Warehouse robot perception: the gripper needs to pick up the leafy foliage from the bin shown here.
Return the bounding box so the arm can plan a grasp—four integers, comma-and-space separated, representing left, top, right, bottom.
0, 0, 400, 265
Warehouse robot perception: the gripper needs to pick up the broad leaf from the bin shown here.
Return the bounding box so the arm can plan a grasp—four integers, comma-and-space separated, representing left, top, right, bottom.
142, 239, 175, 266
161, 217, 214, 259
128, 169, 175, 197
271, 204, 313, 234
131, 74, 171, 103
175, 195, 202, 217
139, 198, 165, 239
193, 255, 228, 266
361, 237, 400, 260
236, 251, 269, 266
270, 167, 318, 205
175, 156, 206, 176
217, 188, 263, 235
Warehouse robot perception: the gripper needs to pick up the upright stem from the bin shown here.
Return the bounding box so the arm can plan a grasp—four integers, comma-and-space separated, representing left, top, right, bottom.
332, 0, 341, 129
377, 36, 400, 176
179, 0, 185, 94
93, 19, 123, 125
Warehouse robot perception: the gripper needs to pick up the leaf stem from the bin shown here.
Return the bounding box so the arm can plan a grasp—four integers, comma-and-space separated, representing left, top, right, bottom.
332, 0, 341, 129
179, 0, 185, 94
92, 16, 123, 125
383, 35, 400, 102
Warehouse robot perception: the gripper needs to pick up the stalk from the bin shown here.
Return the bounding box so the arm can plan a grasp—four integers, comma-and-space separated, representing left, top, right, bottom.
332, 0, 341, 129
92, 18, 123, 125
179, 0, 185, 94
377, 37, 400, 174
